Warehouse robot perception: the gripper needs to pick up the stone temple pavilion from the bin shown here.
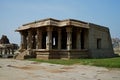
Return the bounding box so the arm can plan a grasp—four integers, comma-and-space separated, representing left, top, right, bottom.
15, 18, 114, 59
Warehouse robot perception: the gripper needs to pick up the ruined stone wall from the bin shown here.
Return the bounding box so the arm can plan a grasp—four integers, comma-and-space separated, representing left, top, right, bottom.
0, 35, 19, 58
88, 23, 114, 58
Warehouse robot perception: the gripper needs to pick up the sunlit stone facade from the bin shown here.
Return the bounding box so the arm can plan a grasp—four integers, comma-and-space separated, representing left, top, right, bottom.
16, 18, 114, 59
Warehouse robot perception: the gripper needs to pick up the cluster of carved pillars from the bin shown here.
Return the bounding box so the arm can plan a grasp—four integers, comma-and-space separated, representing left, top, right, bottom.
0, 47, 14, 55
20, 27, 83, 50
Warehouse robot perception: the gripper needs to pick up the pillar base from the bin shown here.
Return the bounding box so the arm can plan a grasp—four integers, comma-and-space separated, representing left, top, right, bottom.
35, 49, 89, 59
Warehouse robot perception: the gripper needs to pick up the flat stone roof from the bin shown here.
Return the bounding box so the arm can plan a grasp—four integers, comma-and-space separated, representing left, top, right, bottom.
16, 18, 89, 31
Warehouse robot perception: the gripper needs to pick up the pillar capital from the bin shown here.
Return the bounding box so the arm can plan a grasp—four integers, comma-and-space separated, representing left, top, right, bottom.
20, 31, 27, 36
58, 28, 62, 32
19, 31, 23, 35
28, 30, 32, 34
66, 27, 72, 32
46, 27, 53, 32
76, 28, 82, 32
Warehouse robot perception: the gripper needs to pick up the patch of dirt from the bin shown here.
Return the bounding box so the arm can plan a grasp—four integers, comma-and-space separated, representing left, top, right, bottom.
31, 62, 40, 64
1, 59, 120, 80
61, 66, 74, 70
47, 69, 66, 73
7, 64, 45, 70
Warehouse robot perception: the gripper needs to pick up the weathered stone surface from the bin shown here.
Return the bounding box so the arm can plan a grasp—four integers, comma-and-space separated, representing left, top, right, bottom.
0, 35, 10, 44
0, 35, 19, 58
15, 18, 114, 59
1, 59, 120, 80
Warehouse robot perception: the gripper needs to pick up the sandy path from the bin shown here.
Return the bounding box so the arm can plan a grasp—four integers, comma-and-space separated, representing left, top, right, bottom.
0, 59, 120, 80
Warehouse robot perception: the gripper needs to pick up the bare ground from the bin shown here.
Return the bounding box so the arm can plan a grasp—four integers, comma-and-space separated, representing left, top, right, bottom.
0, 59, 120, 80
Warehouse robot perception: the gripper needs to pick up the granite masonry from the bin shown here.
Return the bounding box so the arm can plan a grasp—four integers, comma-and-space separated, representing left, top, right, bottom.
15, 18, 114, 59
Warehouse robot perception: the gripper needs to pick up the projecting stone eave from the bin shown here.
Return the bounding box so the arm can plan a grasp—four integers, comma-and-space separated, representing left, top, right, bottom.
16, 18, 90, 31
23, 18, 60, 26
61, 18, 88, 24
15, 25, 30, 32
88, 23, 110, 32
59, 19, 89, 28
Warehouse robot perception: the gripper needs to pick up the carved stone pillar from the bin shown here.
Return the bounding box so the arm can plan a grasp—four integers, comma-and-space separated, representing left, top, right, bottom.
20, 32, 23, 49
77, 29, 82, 49
4, 48, 7, 54
20, 31, 27, 49
66, 27, 72, 50
32, 33, 36, 49
27, 30, 32, 49
8, 48, 10, 54
58, 29, 61, 50
23, 34, 27, 49
36, 29, 42, 49
0, 48, 2, 54
46, 27, 52, 50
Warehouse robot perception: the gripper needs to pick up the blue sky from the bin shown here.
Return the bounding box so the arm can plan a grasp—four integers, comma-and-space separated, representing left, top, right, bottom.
0, 0, 120, 44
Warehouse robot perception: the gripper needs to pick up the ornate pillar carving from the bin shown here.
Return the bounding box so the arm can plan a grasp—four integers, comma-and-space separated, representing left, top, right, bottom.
20, 31, 27, 49
23, 33, 27, 49
27, 30, 32, 49
46, 27, 53, 50
58, 29, 61, 50
20, 32, 23, 49
36, 29, 42, 49
32, 33, 36, 49
77, 29, 82, 49
66, 27, 72, 50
